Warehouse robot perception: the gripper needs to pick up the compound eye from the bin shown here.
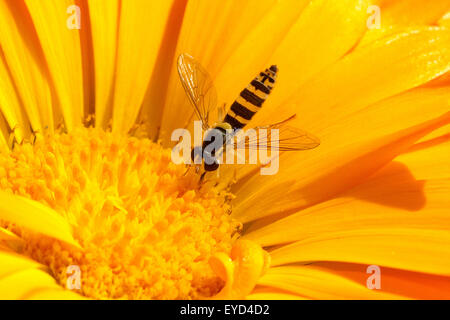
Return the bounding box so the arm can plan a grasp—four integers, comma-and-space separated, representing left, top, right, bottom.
204, 160, 219, 172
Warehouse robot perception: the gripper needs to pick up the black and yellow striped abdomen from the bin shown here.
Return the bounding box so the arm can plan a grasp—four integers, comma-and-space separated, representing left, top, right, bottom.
223, 65, 278, 130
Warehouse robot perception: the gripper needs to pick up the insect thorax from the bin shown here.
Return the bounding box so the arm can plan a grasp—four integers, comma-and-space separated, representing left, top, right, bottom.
202, 123, 232, 153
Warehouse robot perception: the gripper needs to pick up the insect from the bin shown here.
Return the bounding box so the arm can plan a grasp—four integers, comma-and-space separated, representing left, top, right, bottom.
177, 53, 320, 179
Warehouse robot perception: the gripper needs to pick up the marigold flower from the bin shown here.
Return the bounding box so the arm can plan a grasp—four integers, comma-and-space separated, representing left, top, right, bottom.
0, 0, 449, 299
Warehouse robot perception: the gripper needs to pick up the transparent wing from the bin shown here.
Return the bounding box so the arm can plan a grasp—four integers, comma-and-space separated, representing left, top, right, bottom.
177, 53, 218, 130
232, 115, 320, 151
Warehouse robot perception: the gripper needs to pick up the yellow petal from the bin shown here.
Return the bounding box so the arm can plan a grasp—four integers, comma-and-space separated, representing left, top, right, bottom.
138, 0, 187, 140
0, 191, 79, 248
159, 0, 309, 142
309, 262, 450, 299
359, 0, 450, 47
0, 268, 61, 299
0, 227, 24, 252
234, 109, 450, 222
0, 0, 53, 134
269, 228, 450, 276
258, 266, 406, 299
264, 0, 372, 112
88, 0, 119, 129
0, 250, 43, 278
25, 0, 84, 131
439, 11, 450, 27
112, 0, 174, 134
245, 165, 450, 246
209, 240, 270, 299
0, 102, 11, 151
246, 175, 450, 248
260, 27, 450, 129
383, 0, 450, 25
247, 129, 450, 276
77, 1, 95, 123
214, 0, 312, 110
229, 27, 450, 191
0, 53, 30, 144
245, 115, 450, 241
424, 71, 450, 87
24, 287, 86, 300
400, 132, 450, 179
247, 286, 307, 300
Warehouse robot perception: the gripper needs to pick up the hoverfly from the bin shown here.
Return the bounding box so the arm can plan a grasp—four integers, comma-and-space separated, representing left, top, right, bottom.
177, 53, 320, 180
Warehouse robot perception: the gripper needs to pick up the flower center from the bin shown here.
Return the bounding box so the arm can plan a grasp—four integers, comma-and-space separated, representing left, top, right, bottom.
0, 127, 253, 299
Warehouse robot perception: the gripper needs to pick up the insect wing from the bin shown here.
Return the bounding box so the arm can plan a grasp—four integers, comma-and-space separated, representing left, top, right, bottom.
232, 115, 320, 151
177, 53, 218, 130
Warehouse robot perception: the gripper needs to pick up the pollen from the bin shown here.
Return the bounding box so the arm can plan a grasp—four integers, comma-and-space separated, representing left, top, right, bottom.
0, 127, 248, 299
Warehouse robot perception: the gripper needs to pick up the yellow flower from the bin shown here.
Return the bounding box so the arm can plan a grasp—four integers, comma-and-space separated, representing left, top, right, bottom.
0, 0, 449, 300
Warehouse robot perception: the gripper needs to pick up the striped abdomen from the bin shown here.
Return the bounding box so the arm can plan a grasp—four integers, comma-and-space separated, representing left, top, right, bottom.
223, 65, 278, 130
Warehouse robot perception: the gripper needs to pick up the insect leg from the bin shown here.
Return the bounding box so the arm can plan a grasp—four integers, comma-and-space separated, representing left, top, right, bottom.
30, 124, 39, 145
199, 171, 207, 185
183, 164, 192, 176
9, 125, 19, 150
218, 103, 227, 122
216, 165, 221, 178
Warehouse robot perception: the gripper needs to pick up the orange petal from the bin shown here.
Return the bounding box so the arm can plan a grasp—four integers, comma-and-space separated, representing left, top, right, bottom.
214, 0, 318, 111
260, 0, 372, 114
0, 227, 24, 253
244, 115, 450, 242
25, 0, 84, 131
358, 0, 450, 47
0, 249, 43, 278
138, 0, 187, 140
309, 262, 450, 299
0, 191, 80, 248
159, 0, 309, 143
111, 0, 174, 134
23, 287, 86, 300
439, 11, 450, 27
229, 28, 450, 193
247, 286, 307, 300
0, 268, 61, 299
245, 130, 450, 277
209, 240, 270, 299
261, 27, 450, 129
0, 53, 30, 144
87, 0, 119, 128
257, 266, 406, 299
269, 229, 450, 276
234, 109, 450, 222
0, 0, 53, 134
245, 172, 450, 248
